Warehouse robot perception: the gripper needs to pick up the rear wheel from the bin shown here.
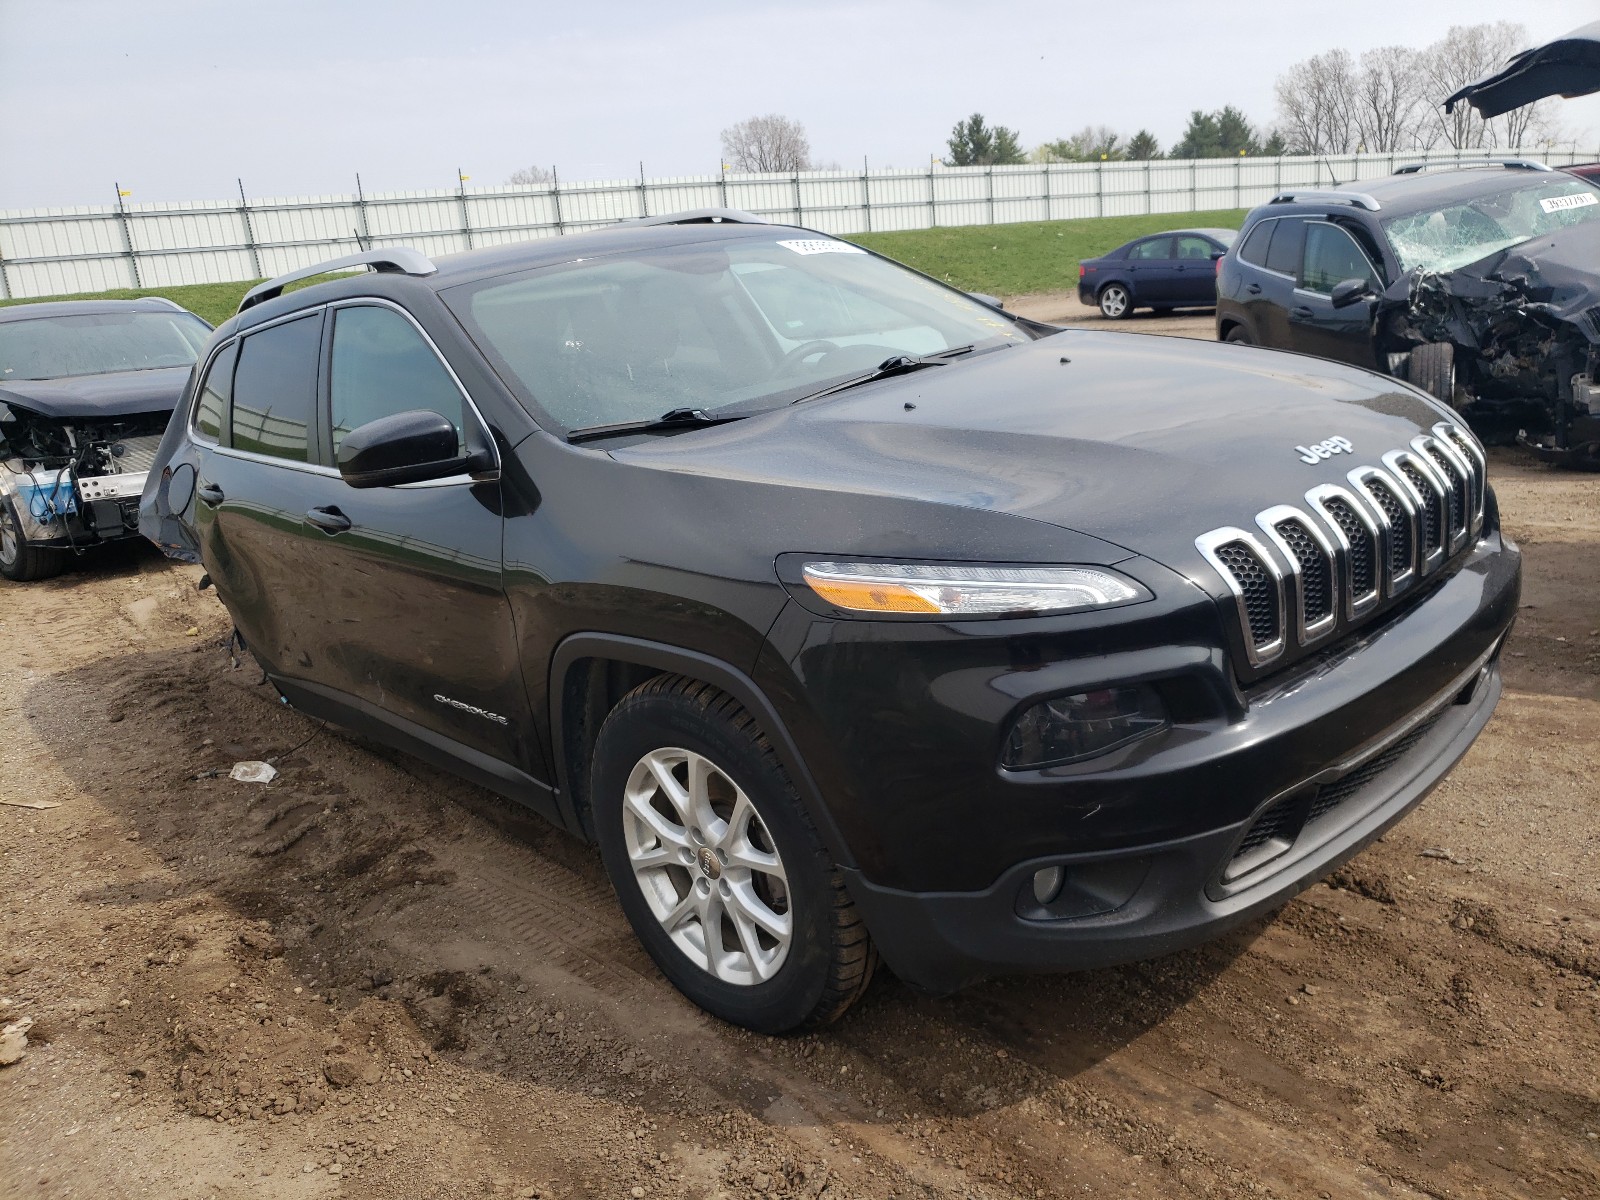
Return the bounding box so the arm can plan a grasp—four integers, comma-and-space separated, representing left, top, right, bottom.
591, 675, 876, 1032
1098, 283, 1132, 320
0, 498, 67, 583
1406, 342, 1456, 406
1223, 325, 1254, 345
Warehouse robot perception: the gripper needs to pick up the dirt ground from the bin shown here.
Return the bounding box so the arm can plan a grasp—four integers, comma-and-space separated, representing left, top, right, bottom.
2, 312, 1597, 1200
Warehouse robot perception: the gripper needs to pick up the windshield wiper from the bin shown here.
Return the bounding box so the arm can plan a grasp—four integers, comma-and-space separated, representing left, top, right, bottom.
566, 407, 745, 444
791, 346, 976, 405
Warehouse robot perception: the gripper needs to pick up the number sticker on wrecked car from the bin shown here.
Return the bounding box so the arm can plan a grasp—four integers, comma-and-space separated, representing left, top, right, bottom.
1539, 192, 1599, 214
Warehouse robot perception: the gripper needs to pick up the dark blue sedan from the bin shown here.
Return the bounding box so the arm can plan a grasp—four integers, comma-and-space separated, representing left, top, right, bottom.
1077, 228, 1236, 319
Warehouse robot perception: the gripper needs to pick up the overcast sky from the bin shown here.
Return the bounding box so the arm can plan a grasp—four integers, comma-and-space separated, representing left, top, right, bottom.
4, 0, 1600, 209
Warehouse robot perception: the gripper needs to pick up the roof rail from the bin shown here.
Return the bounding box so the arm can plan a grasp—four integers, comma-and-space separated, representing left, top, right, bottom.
624, 207, 768, 227
238, 247, 437, 313
1393, 158, 1553, 175
1268, 189, 1382, 212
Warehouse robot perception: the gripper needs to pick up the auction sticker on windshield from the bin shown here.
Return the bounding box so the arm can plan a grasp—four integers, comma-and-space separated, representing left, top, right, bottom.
1540, 192, 1599, 214
777, 239, 867, 255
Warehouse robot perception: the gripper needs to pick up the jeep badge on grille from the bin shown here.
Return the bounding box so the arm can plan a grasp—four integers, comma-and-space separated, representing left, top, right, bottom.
1296, 436, 1354, 464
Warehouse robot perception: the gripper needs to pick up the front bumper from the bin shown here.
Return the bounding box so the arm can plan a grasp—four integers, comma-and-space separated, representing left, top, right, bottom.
848, 652, 1502, 993
1, 462, 148, 547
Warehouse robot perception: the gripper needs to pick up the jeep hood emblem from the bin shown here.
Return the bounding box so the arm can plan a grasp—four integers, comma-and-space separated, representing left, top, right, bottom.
1296, 436, 1354, 464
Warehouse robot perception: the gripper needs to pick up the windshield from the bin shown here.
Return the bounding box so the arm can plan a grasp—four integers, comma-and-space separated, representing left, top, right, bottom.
1382, 175, 1600, 273
446, 235, 1032, 433
0, 310, 211, 382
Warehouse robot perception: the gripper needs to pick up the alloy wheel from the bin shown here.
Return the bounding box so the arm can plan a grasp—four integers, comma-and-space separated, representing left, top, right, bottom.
0, 504, 18, 567
621, 747, 792, 985
1100, 286, 1129, 318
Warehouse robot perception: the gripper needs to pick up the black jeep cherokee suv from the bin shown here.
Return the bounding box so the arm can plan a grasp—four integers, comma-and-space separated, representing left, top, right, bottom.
1215, 161, 1600, 464
142, 212, 1520, 1031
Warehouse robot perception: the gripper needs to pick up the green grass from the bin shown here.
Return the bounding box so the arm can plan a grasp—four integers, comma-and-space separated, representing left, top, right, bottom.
0, 280, 253, 327
0, 273, 364, 328
850, 208, 1249, 296
0, 210, 1251, 320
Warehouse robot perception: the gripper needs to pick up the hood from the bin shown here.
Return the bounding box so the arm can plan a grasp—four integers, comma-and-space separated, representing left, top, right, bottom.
610, 332, 1451, 576
0, 365, 191, 420
1444, 20, 1600, 119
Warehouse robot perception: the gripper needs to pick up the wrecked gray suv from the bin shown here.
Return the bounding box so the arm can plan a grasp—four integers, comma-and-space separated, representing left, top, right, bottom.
0, 298, 212, 580
1215, 162, 1600, 467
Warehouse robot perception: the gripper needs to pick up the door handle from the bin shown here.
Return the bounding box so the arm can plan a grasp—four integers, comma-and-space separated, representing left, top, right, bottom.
197, 482, 225, 506
1291, 306, 1315, 319
1246, 283, 1262, 295
305, 506, 352, 534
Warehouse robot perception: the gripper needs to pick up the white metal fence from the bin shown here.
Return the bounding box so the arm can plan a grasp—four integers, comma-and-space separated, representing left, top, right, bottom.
2, 147, 1594, 300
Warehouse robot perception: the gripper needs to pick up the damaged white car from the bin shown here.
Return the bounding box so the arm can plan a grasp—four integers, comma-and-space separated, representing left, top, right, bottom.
0, 298, 211, 581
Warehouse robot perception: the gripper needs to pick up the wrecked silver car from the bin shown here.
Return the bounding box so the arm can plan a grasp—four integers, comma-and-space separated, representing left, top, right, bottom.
1215, 163, 1600, 467
0, 299, 211, 580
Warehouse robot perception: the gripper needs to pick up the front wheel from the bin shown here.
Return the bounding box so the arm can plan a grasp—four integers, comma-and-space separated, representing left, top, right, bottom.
0, 498, 67, 583
1098, 283, 1132, 320
591, 676, 876, 1032
1406, 341, 1457, 406
1223, 325, 1254, 345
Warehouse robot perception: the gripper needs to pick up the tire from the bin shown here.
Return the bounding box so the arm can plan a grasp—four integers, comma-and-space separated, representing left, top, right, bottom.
0, 497, 67, 583
1406, 341, 1456, 406
591, 675, 876, 1032
1098, 283, 1132, 320
1223, 325, 1254, 345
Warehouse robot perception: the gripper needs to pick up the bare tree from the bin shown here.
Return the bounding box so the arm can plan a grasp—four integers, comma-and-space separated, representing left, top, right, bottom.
1353, 46, 1431, 151
720, 114, 813, 173
1420, 22, 1552, 150
506, 165, 553, 187
1274, 49, 1358, 154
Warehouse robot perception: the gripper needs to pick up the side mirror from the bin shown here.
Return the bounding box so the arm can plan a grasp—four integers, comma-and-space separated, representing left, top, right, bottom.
1210, 250, 1226, 261
1330, 278, 1374, 309
967, 292, 1006, 311
337, 409, 484, 489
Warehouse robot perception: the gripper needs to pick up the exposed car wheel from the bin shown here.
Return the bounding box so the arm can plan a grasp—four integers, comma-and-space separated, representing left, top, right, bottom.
591, 675, 876, 1032
0, 497, 67, 583
1223, 325, 1254, 345
1406, 342, 1457, 406
1098, 284, 1132, 320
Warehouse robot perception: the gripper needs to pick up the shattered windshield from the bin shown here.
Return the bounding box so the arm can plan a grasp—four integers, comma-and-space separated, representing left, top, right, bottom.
1383, 176, 1600, 274
0, 311, 211, 381
446, 235, 1032, 434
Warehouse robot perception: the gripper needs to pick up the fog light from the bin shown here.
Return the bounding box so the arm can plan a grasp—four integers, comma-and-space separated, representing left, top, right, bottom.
1002, 685, 1168, 769
1031, 866, 1065, 905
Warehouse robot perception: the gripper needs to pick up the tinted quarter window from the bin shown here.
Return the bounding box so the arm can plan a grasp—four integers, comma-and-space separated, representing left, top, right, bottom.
229, 314, 320, 463
1301, 223, 1376, 294
1127, 238, 1173, 260
1174, 236, 1216, 260
193, 340, 237, 443
1264, 218, 1305, 275
1238, 222, 1273, 267
330, 306, 465, 455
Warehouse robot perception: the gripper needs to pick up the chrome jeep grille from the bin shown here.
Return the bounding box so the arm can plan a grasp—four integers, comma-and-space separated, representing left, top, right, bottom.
1197, 422, 1487, 672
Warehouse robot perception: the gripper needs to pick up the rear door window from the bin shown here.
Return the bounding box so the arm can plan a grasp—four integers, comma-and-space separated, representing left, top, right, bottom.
192, 341, 237, 443
1265, 218, 1306, 275
329, 306, 466, 456
1301, 223, 1378, 294
228, 314, 321, 463
1127, 238, 1174, 260
1238, 222, 1273, 267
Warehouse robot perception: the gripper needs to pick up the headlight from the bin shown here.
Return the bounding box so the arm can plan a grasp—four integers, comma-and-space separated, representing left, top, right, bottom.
799, 561, 1151, 617
1002, 685, 1169, 769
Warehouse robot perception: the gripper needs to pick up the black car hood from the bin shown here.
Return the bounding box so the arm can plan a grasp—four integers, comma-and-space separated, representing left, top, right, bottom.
0, 365, 190, 419
611, 332, 1451, 576
1444, 20, 1600, 119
